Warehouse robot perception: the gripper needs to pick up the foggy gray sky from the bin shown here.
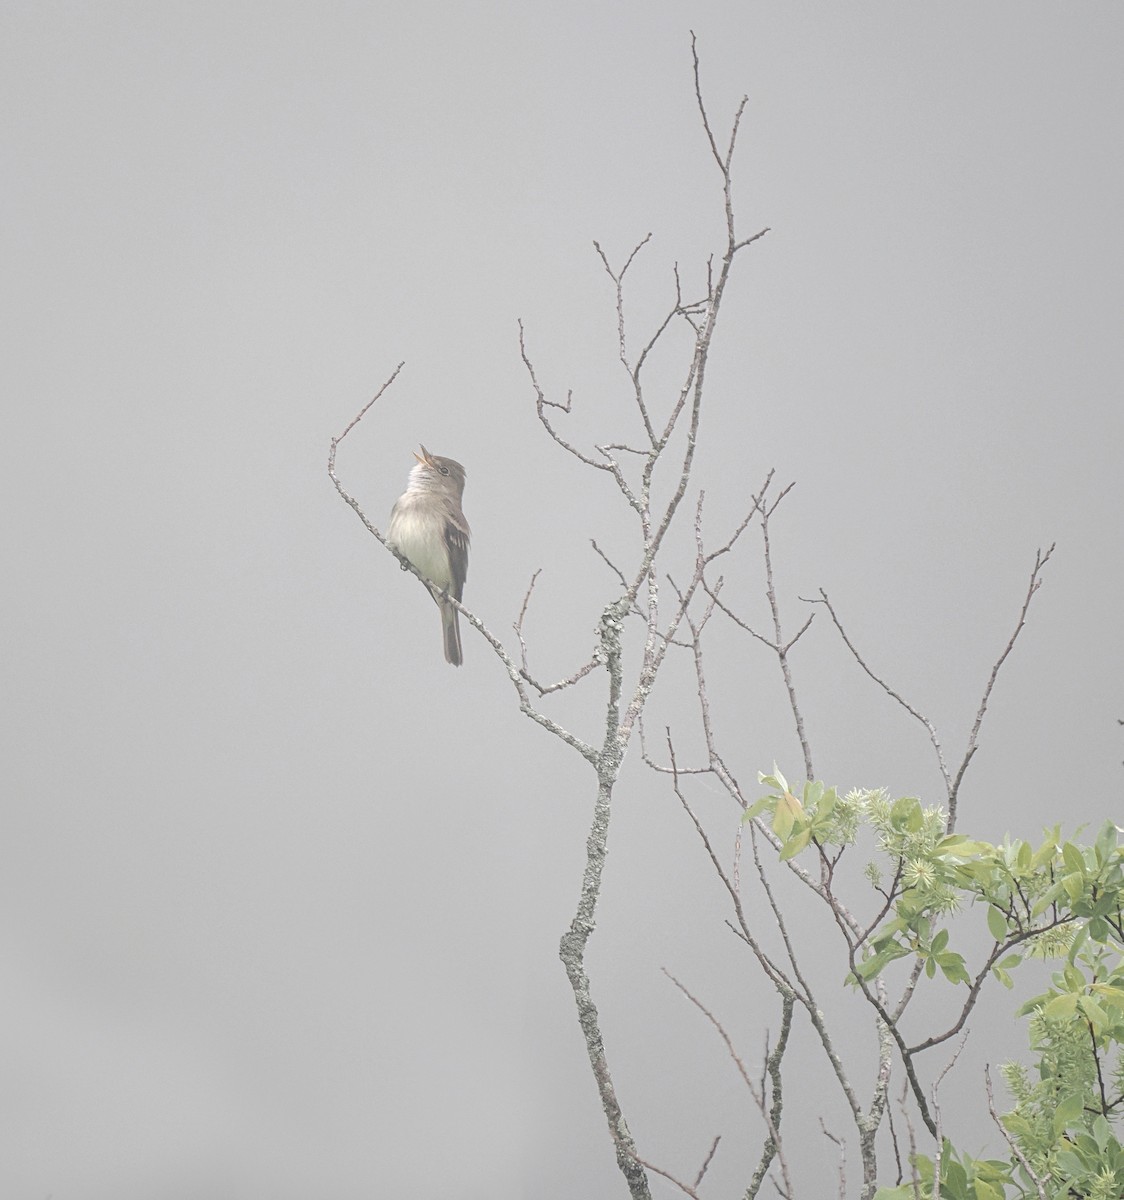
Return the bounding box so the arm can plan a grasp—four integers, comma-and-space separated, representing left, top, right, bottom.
2, 4, 1122, 1197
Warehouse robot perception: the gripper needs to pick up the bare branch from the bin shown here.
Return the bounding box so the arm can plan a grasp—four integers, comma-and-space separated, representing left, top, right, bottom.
513, 569, 541, 677
734, 226, 772, 252
327, 364, 408, 550
810, 587, 955, 802
510, 566, 620, 697
947, 544, 1055, 828
690, 30, 727, 175
930, 1034, 971, 1200
747, 824, 865, 1124
755, 481, 814, 781
594, 235, 659, 446
663, 970, 794, 1200
897, 1081, 923, 1200
985, 1066, 1048, 1200
590, 539, 632, 593
662, 969, 755, 1096
811, 542, 1055, 832
518, 320, 641, 512
663, 724, 876, 1156
906, 914, 1075, 1056
747, 993, 795, 1200
689, 32, 768, 257
666, 735, 794, 997
331, 361, 405, 447
559, 776, 651, 1199
819, 1119, 847, 1200
891, 959, 926, 1024
625, 1154, 702, 1200
693, 1135, 722, 1189
522, 657, 602, 697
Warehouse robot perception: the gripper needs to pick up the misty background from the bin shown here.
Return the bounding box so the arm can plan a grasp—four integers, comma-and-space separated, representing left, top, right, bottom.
2, 4, 1121, 1197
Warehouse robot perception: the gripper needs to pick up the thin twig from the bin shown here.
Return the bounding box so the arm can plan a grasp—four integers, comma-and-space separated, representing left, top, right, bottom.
332, 361, 405, 446
930, 1033, 971, 1200
947, 544, 1055, 828
626, 1154, 702, 1200
819, 1119, 847, 1200
897, 1081, 922, 1200
513, 570, 541, 677
662, 970, 794, 1200
809, 543, 1054, 832
985, 1066, 1048, 1200
693, 1135, 722, 1189
810, 588, 955, 802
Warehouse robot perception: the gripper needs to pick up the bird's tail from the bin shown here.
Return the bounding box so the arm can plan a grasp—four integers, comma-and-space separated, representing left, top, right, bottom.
441, 601, 462, 667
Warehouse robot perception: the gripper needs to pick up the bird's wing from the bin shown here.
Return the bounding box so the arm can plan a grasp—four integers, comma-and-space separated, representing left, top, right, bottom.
444, 517, 470, 601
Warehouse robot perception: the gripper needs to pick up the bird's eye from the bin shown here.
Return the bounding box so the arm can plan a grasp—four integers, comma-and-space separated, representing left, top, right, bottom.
439, 465, 450, 475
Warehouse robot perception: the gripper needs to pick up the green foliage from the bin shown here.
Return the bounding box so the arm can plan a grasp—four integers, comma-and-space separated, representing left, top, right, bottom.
753, 770, 1124, 1199
873, 1139, 1012, 1200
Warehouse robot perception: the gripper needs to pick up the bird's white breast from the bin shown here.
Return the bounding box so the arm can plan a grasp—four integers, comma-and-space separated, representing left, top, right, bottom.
388, 498, 452, 587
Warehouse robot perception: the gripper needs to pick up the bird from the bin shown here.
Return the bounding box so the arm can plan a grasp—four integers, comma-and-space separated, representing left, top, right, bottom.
387, 446, 471, 666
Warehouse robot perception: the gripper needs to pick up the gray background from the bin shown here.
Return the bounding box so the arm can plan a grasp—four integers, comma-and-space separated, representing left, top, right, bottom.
2, 3, 1121, 1197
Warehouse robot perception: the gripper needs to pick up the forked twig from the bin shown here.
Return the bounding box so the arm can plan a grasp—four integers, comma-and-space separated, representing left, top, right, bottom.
662, 970, 794, 1200
820, 1119, 847, 1200
810, 543, 1054, 831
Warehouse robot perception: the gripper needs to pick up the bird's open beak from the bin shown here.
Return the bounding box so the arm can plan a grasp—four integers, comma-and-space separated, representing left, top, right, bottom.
414, 445, 435, 467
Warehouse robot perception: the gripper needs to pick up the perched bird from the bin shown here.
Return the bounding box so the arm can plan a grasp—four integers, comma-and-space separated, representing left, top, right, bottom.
387, 446, 471, 666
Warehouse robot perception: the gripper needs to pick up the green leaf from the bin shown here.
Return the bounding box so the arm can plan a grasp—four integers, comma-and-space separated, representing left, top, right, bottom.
1016, 989, 1056, 1016
1061, 872, 1085, 903
991, 965, 1014, 988
1031, 877, 1067, 916
1053, 1091, 1085, 1137
855, 943, 909, 980
871, 918, 908, 949
772, 805, 793, 840
1043, 992, 1078, 1019
1002, 1112, 1032, 1138
1062, 964, 1085, 992
818, 786, 838, 819
895, 798, 923, 831
933, 834, 990, 857
1077, 996, 1110, 1029
1053, 1148, 1084, 1176
743, 796, 773, 821
1094, 820, 1119, 866
944, 1155, 969, 1200
803, 779, 823, 807
1067, 923, 1090, 962
937, 952, 970, 986
779, 827, 812, 861
1062, 841, 1085, 875
1092, 984, 1124, 1011
759, 764, 788, 794
1031, 826, 1060, 867
986, 906, 1008, 940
